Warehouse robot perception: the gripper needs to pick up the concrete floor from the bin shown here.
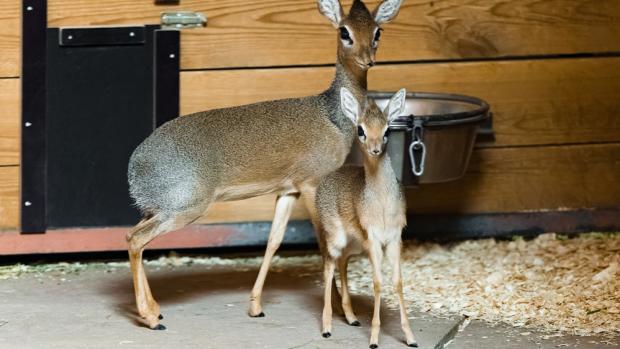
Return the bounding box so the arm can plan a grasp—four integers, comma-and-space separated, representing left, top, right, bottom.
0, 254, 618, 349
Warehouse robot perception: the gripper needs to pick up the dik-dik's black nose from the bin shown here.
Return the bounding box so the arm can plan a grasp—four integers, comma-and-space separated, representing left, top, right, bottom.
367, 61, 375, 67
372, 149, 380, 154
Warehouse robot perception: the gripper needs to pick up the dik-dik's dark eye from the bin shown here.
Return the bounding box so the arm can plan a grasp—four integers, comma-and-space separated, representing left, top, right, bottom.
357, 125, 366, 140
339, 27, 353, 44
383, 128, 391, 143
374, 28, 382, 42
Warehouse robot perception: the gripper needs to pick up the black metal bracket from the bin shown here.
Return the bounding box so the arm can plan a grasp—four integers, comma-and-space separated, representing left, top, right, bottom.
154, 29, 180, 127
21, 0, 47, 233
59, 26, 146, 47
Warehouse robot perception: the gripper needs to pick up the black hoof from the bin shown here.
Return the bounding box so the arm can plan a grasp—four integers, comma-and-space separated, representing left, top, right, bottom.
370, 344, 378, 349
158, 314, 163, 320
322, 332, 331, 338
151, 324, 166, 331
250, 312, 265, 318
349, 320, 361, 327
407, 343, 418, 348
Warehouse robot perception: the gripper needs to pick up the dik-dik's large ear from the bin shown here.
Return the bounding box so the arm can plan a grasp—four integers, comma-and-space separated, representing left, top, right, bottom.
384, 88, 407, 122
340, 87, 360, 125
317, 0, 344, 28
373, 0, 403, 24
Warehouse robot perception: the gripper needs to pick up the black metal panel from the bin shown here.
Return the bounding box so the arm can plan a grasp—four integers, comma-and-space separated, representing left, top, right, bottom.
59, 26, 146, 47
154, 29, 180, 127
45, 27, 160, 228
21, 0, 47, 233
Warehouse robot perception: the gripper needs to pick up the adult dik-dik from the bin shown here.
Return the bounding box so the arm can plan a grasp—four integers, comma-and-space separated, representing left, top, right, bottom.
126, 0, 404, 330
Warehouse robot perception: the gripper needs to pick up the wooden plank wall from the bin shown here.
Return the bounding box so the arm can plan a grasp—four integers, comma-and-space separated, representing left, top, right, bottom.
1, 0, 620, 230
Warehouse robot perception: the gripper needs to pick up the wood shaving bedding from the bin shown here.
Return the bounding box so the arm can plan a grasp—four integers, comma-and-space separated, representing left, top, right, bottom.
345, 233, 620, 337
1, 233, 617, 337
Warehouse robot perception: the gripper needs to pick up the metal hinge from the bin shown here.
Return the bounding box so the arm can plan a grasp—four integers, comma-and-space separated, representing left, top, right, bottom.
161, 11, 207, 29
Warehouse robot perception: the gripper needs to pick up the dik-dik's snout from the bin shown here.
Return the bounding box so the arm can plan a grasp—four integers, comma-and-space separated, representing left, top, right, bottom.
352, 51, 375, 70
366, 51, 376, 67
367, 141, 384, 157
361, 54, 375, 68
357, 51, 376, 69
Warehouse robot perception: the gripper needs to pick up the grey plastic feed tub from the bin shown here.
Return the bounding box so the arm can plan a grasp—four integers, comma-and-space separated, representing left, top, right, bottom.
350, 91, 491, 186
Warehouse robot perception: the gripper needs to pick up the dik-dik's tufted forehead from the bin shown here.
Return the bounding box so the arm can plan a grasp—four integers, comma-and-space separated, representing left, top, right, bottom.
346, 0, 375, 26
359, 101, 387, 128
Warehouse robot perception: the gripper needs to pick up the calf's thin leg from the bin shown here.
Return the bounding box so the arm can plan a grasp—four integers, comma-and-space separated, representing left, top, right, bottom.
322, 256, 337, 337
249, 193, 298, 317
301, 184, 343, 308
339, 254, 359, 326
366, 239, 384, 349
386, 240, 418, 347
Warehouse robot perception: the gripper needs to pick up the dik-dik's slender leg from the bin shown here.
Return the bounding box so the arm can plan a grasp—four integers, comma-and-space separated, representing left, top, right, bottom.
366, 238, 384, 349
127, 208, 206, 329
322, 256, 337, 337
339, 254, 360, 326
249, 193, 299, 317
127, 216, 168, 329
386, 240, 418, 347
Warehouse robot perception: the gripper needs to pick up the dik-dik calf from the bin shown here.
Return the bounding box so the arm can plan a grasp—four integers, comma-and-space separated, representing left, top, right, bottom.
315, 88, 417, 348
126, 0, 403, 330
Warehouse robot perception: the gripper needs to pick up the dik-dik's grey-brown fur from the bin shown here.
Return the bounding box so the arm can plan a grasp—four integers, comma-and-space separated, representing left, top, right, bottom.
126, 0, 404, 331
315, 88, 417, 348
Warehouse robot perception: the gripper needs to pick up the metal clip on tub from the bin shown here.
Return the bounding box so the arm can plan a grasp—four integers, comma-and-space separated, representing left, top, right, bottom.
409, 118, 426, 176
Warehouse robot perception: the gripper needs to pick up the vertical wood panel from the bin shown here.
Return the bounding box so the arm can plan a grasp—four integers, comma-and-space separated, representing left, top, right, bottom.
0, 1, 20, 77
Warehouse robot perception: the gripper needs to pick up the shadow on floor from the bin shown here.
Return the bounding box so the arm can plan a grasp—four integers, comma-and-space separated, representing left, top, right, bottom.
103, 265, 409, 345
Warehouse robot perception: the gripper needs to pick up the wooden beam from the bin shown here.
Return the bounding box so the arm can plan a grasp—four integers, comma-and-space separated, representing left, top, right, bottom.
405, 143, 620, 213
3, 0, 620, 76
3, 57, 620, 163
3, 143, 620, 229
46, 0, 620, 70
195, 195, 309, 225
181, 57, 620, 147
